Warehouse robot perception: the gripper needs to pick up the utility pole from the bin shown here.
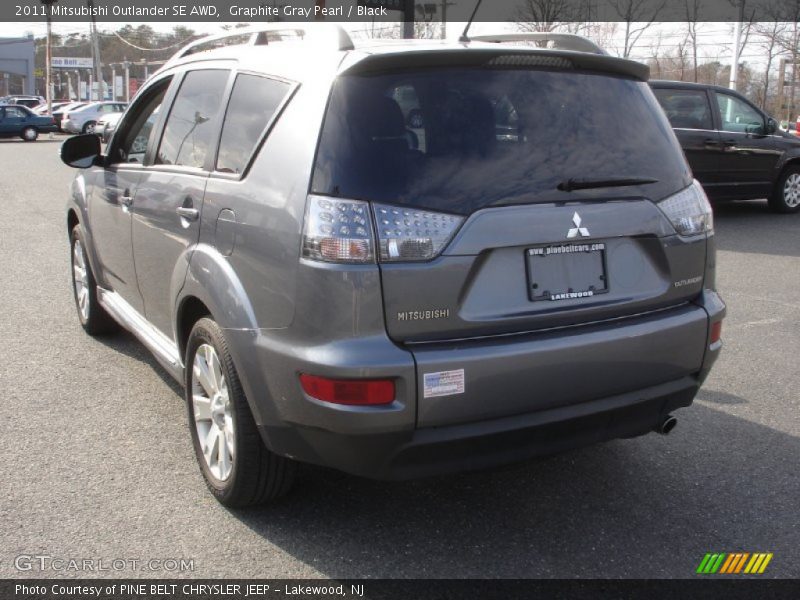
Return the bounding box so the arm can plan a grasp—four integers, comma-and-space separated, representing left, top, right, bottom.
403, 0, 415, 39
728, 0, 745, 91
87, 0, 103, 100
39, 0, 58, 114
441, 0, 454, 40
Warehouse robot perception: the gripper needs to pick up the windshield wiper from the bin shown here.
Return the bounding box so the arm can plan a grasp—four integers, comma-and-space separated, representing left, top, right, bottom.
557, 177, 658, 192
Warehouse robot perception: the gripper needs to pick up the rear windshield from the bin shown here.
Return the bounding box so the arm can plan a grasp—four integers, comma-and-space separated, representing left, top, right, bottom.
311, 68, 690, 215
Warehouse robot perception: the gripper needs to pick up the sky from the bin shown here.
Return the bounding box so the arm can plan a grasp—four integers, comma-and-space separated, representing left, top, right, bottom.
0, 19, 769, 71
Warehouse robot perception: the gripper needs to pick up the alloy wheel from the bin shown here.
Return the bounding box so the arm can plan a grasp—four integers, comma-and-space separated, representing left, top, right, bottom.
191, 344, 235, 482
784, 173, 800, 208
72, 239, 90, 321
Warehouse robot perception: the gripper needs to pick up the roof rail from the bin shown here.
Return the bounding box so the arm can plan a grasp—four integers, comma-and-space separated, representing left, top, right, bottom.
470, 33, 606, 55
165, 23, 354, 66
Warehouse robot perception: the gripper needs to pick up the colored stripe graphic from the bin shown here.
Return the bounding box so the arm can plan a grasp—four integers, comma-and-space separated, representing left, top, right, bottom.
697, 552, 772, 575
697, 554, 713, 574
719, 554, 736, 574
758, 553, 773, 573
734, 553, 750, 573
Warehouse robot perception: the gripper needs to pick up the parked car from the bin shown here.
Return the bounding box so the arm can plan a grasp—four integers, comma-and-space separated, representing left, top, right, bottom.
95, 111, 124, 143
33, 101, 71, 115
0, 95, 44, 109
60, 27, 724, 507
53, 102, 87, 131
651, 80, 800, 213
0, 105, 57, 140
62, 101, 128, 134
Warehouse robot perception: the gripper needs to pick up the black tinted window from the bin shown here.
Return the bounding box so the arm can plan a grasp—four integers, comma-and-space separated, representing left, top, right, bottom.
156, 69, 229, 169
653, 88, 713, 130
312, 69, 689, 215
216, 74, 291, 175
716, 93, 764, 133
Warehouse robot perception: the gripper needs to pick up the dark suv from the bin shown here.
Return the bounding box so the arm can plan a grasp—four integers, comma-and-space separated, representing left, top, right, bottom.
651, 80, 800, 213
60, 27, 725, 506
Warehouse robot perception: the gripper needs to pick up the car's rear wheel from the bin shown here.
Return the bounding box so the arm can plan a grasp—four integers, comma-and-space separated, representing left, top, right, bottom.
20, 126, 38, 142
186, 317, 296, 506
70, 225, 118, 335
769, 166, 800, 213
82, 121, 97, 135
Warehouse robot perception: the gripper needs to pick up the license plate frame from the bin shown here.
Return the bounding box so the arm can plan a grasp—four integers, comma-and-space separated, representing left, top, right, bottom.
526, 242, 608, 302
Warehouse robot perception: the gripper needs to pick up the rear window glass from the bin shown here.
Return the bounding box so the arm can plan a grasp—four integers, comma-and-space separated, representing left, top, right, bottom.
312, 68, 689, 215
156, 69, 229, 169
216, 74, 291, 175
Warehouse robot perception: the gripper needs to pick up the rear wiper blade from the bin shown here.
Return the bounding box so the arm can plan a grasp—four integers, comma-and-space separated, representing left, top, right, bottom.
557, 177, 658, 192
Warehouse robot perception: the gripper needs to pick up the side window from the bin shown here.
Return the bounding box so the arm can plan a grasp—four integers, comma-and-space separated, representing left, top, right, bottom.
653, 89, 713, 130
155, 69, 229, 169
112, 78, 171, 165
215, 74, 291, 175
6, 107, 26, 118
716, 93, 764, 134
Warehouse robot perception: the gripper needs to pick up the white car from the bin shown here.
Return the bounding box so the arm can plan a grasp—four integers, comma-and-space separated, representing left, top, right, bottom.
95, 111, 124, 142
62, 101, 128, 134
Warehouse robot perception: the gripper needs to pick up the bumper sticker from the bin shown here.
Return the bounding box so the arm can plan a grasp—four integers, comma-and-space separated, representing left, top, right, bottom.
423, 369, 465, 398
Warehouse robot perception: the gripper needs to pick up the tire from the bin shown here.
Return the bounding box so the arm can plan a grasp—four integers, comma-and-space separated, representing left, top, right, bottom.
70, 225, 118, 335
185, 317, 296, 506
82, 121, 97, 135
769, 166, 800, 214
20, 126, 38, 142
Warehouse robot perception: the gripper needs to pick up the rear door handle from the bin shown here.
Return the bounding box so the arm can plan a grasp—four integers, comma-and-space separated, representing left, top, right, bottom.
120, 190, 133, 209
176, 206, 200, 221
703, 138, 722, 147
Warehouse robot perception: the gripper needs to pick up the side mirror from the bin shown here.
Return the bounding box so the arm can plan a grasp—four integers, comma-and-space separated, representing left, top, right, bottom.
61, 134, 102, 169
766, 117, 778, 134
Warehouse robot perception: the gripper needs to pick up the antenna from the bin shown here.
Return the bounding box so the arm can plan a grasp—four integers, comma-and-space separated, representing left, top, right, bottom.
459, 0, 484, 43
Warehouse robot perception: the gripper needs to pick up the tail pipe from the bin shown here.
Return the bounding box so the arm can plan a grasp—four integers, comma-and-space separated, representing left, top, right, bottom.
656, 415, 678, 435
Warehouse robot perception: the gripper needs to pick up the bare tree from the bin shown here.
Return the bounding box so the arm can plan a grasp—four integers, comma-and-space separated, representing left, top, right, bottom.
609, 0, 667, 57
515, 0, 591, 34
754, 20, 788, 110
684, 0, 702, 81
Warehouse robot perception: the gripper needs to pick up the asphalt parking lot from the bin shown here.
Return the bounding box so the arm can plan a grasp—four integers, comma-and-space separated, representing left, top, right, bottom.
1, 137, 798, 579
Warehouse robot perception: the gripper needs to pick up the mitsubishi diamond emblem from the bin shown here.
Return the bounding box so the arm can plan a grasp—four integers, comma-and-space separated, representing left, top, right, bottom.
567, 212, 590, 238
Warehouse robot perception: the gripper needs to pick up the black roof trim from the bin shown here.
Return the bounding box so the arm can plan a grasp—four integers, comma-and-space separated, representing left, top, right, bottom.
344, 48, 650, 81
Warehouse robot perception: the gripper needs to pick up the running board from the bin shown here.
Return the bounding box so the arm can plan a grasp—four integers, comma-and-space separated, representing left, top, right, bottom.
98, 289, 183, 380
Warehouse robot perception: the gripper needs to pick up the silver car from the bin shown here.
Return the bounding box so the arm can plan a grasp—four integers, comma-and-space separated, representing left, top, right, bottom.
62, 101, 128, 134
60, 26, 725, 507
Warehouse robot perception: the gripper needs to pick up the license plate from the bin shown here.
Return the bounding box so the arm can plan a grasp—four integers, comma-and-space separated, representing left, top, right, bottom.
526, 243, 608, 301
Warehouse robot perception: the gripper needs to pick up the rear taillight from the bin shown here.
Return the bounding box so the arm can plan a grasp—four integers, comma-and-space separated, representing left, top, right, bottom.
373, 203, 464, 262
657, 179, 713, 236
301, 195, 373, 263
710, 321, 722, 345
299, 374, 395, 406
301, 195, 464, 264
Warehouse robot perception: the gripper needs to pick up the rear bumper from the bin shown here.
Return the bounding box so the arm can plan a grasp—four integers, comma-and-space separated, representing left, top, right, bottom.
262, 376, 700, 480
236, 290, 724, 479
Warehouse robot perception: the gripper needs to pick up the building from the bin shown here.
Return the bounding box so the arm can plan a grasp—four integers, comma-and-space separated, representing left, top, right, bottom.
0, 35, 36, 96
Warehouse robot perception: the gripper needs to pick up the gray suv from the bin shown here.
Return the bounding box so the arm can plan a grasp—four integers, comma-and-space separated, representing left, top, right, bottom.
60, 26, 725, 506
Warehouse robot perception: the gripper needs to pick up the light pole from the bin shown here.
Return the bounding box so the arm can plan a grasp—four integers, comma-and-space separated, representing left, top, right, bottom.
39, 0, 58, 114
